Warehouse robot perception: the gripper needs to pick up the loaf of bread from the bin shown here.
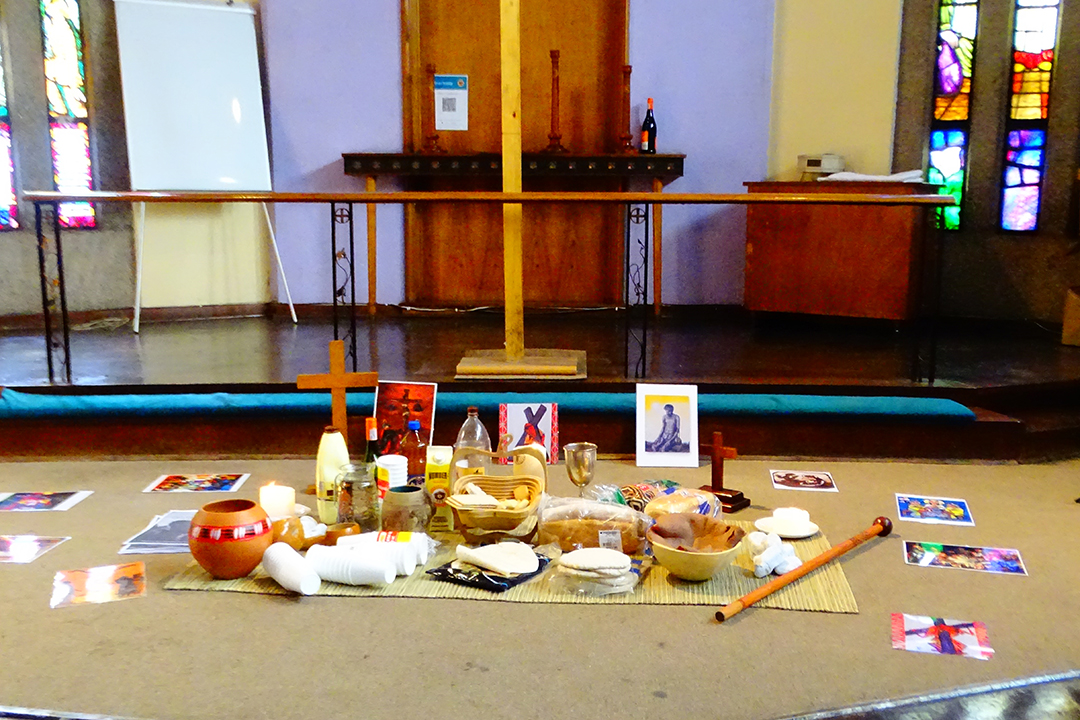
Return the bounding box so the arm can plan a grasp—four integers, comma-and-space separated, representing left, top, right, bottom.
537, 499, 649, 554
644, 488, 721, 519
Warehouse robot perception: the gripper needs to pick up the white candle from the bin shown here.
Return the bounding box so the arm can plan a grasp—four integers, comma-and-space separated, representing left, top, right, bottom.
259, 482, 296, 519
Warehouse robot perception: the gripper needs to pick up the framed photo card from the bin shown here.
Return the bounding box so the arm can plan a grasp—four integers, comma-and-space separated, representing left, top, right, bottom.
499, 402, 559, 464
636, 384, 698, 468
374, 380, 438, 454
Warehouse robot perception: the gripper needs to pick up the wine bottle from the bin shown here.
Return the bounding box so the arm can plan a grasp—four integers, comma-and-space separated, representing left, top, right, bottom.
640, 97, 657, 154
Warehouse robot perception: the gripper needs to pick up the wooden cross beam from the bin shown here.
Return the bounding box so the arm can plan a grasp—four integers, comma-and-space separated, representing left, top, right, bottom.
699, 430, 750, 513
296, 340, 378, 443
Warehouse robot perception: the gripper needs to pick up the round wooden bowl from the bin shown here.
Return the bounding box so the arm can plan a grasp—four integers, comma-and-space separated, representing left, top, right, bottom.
189, 499, 273, 579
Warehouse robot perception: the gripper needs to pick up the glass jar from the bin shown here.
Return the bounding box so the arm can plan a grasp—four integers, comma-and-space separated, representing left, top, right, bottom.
335, 463, 380, 532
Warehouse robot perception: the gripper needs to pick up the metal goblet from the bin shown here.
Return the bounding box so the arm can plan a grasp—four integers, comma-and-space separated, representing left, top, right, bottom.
563, 442, 597, 498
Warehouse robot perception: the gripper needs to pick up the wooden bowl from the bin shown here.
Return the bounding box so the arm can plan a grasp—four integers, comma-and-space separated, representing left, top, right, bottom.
189, 499, 273, 579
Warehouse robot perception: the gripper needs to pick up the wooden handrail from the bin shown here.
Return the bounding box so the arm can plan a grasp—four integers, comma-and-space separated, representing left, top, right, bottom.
21, 190, 956, 206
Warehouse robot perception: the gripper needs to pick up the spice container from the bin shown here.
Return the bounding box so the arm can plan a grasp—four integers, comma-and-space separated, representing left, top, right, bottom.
336, 463, 380, 532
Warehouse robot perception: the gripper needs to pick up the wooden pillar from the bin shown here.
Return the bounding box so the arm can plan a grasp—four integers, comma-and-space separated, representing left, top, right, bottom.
652, 176, 663, 315
501, 0, 524, 359
366, 175, 377, 315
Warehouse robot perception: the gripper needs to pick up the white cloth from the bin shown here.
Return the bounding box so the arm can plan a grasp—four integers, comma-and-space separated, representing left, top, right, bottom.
819, 169, 924, 183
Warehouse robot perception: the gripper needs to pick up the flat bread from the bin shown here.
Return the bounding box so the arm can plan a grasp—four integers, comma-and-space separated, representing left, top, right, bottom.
558, 565, 629, 579
560, 547, 631, 573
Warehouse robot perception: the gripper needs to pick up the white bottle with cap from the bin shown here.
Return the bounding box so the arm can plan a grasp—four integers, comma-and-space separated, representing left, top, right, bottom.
315, 426, 350, 524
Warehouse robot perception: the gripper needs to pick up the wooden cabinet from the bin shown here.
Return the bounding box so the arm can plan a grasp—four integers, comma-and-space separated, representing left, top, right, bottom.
743, 181, 934, 320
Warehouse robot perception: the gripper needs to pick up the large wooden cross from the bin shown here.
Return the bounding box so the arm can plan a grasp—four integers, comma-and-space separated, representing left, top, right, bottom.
453, 0, 585, 379
296, 340, 378, 442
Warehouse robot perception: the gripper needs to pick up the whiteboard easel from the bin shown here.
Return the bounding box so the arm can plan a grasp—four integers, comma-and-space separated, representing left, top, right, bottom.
114, 0, 295, 331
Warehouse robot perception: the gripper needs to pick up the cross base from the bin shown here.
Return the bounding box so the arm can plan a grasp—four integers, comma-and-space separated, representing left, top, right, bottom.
698, 486, 752, 513
455, 349, 586, 379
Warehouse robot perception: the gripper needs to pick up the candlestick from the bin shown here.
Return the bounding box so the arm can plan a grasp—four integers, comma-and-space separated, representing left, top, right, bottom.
259, 482, 296, 519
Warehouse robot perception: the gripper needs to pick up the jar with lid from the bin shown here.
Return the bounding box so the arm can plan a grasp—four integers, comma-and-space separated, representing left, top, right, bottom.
335, 463, 380, 532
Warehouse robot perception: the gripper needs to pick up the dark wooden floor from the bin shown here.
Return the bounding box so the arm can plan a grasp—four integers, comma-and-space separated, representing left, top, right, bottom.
3, 306, 1080, 392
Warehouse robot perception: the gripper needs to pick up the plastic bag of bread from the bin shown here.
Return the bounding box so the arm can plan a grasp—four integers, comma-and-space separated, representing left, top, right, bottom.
643, 487, 722, 519
536, 496, 652, 554
583, 479, 679, 512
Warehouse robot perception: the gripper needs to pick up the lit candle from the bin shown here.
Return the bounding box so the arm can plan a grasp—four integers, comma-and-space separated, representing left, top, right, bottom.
259, 482, 296, 519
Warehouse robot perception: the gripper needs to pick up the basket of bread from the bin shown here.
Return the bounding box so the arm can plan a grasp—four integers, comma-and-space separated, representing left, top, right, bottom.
446, 438, 547, 543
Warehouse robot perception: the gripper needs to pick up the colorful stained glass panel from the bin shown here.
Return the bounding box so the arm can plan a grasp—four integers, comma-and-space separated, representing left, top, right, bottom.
999, 0, 1058, 231
41, 0, 94, 228
1001, 129, 1045, 231
928, 129, 967, 230
935, 0, 979, 121
0, 40, 16, 229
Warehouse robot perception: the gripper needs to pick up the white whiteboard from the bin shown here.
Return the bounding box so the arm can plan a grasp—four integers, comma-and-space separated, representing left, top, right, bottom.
114, 0, 271, 191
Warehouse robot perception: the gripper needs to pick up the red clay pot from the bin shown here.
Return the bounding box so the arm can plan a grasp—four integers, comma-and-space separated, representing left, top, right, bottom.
189, 499, 273, 579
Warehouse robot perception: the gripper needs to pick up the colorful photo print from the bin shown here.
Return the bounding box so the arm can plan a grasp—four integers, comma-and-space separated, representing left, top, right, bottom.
895, 493, 974, 526
0, 491, 92, 512
0, 535, 69, 564
374, 380, 438, 454
143, 473, 249, 493
636, 384, 698, 468
770, 470, 838, 492
904, 541, 1027, 576
498, 402, 558, 464
50, 561, 147, 609
890, 613, 994, 660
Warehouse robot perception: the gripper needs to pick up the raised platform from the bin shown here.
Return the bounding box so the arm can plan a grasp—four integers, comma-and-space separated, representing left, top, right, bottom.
2, 308, 1080, 461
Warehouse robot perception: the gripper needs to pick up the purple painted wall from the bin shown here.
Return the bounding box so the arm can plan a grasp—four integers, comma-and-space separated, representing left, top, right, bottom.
262, 2, 773, 306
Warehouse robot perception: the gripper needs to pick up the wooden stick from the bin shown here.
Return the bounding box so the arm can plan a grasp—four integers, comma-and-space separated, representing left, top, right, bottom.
715, 516, 893, 623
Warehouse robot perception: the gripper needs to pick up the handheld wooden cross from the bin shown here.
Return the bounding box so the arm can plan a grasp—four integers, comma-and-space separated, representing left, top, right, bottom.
699, 430, 750, 513
296, 340, 378, 443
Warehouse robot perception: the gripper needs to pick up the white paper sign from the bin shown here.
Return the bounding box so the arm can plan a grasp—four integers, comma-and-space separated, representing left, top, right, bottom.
434, 74, 468, 131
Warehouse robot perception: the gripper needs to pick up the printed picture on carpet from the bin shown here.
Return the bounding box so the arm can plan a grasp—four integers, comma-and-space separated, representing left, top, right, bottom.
890, 612, 994, 660
0, 491, 93, 512
0, 535, 69, 563
50, 561, 147, 609
143, 473, 250, 493
895, 493, 974, 526
770, 469, 838, 492
904, 541, 1026, 576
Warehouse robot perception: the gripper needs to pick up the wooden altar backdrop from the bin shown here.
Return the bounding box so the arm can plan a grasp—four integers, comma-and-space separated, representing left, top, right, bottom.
401, 0, 631, 307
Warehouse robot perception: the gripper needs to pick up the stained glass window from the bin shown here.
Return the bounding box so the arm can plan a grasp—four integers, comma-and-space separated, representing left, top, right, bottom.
41, 0, 95, 228
1000, 0, 1060, 231
0, 39, 17, 229
928, 0, 979, 231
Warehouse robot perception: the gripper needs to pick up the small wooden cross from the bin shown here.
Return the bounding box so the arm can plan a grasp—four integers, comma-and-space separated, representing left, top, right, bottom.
297, 340, 378, 442
699, 430, 750, 513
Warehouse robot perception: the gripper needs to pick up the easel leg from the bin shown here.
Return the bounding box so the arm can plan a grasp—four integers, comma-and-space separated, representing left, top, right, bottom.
133, 202, 146, 334
262, 203, 298, 324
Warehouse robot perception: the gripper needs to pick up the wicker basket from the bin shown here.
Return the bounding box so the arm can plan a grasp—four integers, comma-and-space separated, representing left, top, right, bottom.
447, 439, 547, 541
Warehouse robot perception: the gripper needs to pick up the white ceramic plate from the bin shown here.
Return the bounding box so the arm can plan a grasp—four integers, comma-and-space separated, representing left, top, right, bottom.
754, 516, 820, 539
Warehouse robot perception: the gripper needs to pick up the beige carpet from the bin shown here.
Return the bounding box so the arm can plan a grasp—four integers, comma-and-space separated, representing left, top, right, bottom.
163, 520, 858, 612
1, 456, 1078, 720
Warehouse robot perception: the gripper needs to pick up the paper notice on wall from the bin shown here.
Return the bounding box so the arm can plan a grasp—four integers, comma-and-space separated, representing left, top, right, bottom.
434, 74, 468, 131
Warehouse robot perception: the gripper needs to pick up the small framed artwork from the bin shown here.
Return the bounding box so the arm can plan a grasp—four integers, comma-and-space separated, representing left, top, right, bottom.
498, 402, 559, 464
374, 380, 438, 454
636, 383, 698, 468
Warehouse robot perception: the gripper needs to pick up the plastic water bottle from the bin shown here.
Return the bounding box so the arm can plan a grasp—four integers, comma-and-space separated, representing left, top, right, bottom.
454, 406, 492, 471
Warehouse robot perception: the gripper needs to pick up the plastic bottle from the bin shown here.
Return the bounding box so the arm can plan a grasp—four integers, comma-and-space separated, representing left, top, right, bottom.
315, 426, 350, 524
454, 406, 492, 471
400, 419, 428, 488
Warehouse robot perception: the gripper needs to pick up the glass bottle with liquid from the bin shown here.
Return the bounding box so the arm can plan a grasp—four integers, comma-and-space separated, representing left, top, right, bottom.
335, 463, 380, 532
401, 419, 428, 487
640, 97, 657, 154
